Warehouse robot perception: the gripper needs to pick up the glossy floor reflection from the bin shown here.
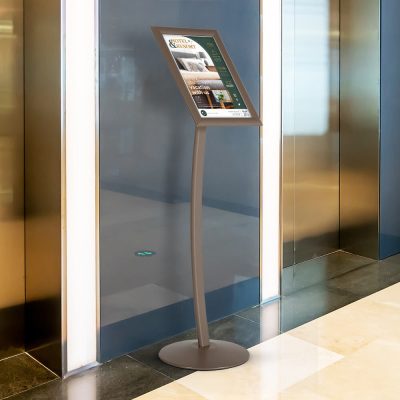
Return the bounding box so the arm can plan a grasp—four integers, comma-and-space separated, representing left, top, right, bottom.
5, 251, 400, 399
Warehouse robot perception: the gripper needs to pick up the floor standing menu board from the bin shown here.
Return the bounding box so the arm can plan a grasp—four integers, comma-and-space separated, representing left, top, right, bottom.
152, 27, 261, 371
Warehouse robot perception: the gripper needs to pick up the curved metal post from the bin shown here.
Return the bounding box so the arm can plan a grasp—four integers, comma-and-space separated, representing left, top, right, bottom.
158, 125, 249, 370
191, 126, 209, 348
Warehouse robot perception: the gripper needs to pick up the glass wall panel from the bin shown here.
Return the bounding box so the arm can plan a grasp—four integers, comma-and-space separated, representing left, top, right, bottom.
99, 0, 260, 361
380, 0, 400, 259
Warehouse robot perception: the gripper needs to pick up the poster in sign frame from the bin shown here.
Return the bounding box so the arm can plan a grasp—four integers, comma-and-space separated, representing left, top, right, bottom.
152, 26, 261, 127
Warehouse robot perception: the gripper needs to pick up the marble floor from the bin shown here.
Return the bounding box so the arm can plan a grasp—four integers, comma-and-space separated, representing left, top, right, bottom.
139, 280, 400, 400
0, 354, 57, 399
3, 251, 400, 399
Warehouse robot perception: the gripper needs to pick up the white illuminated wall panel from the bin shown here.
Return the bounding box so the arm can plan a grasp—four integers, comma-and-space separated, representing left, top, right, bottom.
261, 0, 282, 302
64, 0, 98, 373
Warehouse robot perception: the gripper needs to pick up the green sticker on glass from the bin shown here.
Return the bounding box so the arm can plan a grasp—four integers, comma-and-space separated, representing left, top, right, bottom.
135, 250, 156, 257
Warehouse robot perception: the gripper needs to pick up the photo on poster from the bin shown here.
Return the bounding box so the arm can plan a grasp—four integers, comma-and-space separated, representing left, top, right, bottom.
162, 34, 251, 119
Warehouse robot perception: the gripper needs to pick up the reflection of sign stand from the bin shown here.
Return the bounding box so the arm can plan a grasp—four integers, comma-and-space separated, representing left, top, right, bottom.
152, 26, 261, 370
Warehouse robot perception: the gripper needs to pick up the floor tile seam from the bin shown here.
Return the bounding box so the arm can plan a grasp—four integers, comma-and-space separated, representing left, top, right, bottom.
284, 337, 386, 380
230, 312, 259, 322
24, 352, 59, 379
286, 287, 385, 328
232, 312, 261, 325
351, 283, 400, 308
125, 353, 179, 381
167, 375, 207, 397
285, 293, 400, 357
260, 334, 346, 387
286, 321, 375, 358
279, 339, 400, 399
285, 318, 350, 354
266, 368, 334, 400
267, 337, 400, 400
271, 360, 341, 400
291, 250, 350, 267
282, 283, 362, 300
150, 381, 208, 400
284, 260, 386, 296
1, 377, 58, 400
0, 353, 25, 364
323, 284, 364, 299
237, 331, 344, 361
281, 280, 347, 297
174, 382, 209, 400
326, 259, 391, 278
246, 284, 399, 350
338, 250, 375, 263
166, 382, 208, 400
287, 256, 374, 281
378, 258, 400, 267
208, 313, 257, 327
364, 294, 400, 311
175, 335, 344, 400
279, 295, 359, 327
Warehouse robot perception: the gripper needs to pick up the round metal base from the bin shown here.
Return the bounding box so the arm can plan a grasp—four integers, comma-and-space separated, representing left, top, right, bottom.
159, 339, 249, 371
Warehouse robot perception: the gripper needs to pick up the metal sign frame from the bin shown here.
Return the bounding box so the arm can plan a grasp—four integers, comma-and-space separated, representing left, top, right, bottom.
152, 26, 261, 127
